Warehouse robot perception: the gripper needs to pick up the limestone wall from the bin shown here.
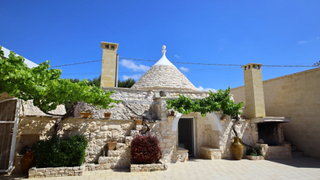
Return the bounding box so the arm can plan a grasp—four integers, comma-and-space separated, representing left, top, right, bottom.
230, 67, 320, 158
219, 119, 254, 159
17, 117, 135, 163
74, 89, 154, 120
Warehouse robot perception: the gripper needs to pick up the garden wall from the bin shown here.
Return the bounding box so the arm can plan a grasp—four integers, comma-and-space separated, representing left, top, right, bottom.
230, 67, 320, 158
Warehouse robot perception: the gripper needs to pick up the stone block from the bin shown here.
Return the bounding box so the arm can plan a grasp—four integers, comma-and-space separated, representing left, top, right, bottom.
101, 125, 108, 131
125, 136, 133, 146
116, 143, 126, 150
136, 125, 143, 131
121, 123, 132, 130
131, 130, 140, 137
108, 125, 122, 130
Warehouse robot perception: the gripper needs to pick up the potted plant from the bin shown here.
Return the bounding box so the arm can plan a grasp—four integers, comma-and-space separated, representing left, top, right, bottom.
245, 146, 264, 160
20, 147, 34, 175
104, 112, 111, 119
170, 110, 175, 116
130, 116, 135, 120
107, 131, 118, 150
134, 115, 143, 125
81, 110, 93, 118
134, 119, 143, 125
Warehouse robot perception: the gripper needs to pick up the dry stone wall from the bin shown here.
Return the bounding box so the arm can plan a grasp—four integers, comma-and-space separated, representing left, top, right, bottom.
17, 117, 135, 163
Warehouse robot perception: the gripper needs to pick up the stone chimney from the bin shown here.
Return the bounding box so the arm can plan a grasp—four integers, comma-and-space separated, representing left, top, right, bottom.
242, 63, 266, 118
100, 42, 119, 88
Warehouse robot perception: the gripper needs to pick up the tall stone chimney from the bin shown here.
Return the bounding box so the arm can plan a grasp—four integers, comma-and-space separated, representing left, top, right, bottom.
242, 63, 266, 118
100, 42, 119, 87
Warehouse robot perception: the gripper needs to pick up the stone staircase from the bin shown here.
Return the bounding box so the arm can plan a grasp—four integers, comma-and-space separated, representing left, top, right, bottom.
285, 140, 304, 157
86, 125, 145, 171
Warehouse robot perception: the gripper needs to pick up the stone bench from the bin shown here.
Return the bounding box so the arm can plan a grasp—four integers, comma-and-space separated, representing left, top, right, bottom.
175, 147, 189, 162
200, 146, 221, 160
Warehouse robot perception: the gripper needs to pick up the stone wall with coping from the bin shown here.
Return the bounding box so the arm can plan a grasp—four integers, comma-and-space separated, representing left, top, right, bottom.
28, 165, 85, 178
17, 117, 135, 163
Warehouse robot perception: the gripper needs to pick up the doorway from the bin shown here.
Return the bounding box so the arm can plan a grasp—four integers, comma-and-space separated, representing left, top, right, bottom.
178, 118, 195, 157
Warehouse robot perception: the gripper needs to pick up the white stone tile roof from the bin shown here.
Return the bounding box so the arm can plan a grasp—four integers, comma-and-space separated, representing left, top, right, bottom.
131, 46, 198, 91
1, 46, 38, 68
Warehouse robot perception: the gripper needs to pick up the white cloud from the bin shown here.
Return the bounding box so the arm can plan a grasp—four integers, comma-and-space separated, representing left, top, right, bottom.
298, 41, 307, 44
174, 55, 180, 58
122, 74, 142, 80
180, 67, 189, 72
120, 60, 150, 72
197, 86, 217, 92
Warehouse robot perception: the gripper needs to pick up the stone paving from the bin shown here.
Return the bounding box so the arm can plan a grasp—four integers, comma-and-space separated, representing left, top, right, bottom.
2, 157, 320, 180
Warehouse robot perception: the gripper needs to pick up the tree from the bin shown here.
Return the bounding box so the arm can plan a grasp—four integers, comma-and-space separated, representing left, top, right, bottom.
0, 47, 121, 133
118, 78, 136, 88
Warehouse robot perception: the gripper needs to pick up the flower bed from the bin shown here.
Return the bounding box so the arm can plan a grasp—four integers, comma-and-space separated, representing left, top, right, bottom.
28, 165, 85, 178
245, 155, 264, 160
130, 162, 168, 172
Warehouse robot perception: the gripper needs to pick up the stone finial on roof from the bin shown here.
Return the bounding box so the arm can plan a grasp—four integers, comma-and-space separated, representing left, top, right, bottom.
154, 45, 174, 66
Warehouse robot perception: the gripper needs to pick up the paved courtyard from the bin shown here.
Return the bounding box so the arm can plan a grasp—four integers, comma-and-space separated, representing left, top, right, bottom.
2, 157, 320, 180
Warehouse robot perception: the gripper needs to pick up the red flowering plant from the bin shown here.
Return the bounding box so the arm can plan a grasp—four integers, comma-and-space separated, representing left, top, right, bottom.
130, 135, 161, 164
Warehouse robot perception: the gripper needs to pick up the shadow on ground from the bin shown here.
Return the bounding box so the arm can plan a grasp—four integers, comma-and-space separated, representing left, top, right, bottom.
267, 156, 320, 168
0, 174, 26, 180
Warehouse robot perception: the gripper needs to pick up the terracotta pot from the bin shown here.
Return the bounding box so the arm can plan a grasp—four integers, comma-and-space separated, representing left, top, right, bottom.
231, 137, 243, 160
104, 112, 111, 119
130, 116, 135, 120
108, 142, 117, 150
81, 112, 93, 118
135, 119, 143, 125
21, 152, 34, 175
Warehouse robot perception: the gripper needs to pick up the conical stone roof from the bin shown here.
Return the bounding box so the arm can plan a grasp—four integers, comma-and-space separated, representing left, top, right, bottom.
131, 45, 198, 91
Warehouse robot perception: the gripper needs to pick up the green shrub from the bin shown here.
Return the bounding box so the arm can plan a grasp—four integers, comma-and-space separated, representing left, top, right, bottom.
246, 146, 263, 156
34, 135, 88, 167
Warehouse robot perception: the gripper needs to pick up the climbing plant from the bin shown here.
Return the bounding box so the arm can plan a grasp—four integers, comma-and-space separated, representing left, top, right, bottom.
166, 87, 244, 118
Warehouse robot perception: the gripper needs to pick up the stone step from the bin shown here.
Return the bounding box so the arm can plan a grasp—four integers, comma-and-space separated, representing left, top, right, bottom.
98, 157, 119, 164
125, 136, 133, 146
130, 130, 140, 137
107, 150, 130, 158
98, 157, 130, 169
292, 151, 304, 157
116, 143, 127, 150
135, 125, 143, 131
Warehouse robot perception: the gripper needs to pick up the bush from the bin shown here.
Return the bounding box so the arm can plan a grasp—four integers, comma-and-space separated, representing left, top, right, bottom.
246, 146, 263, 156
34, 135, 88, 167
131, 135, 161, 164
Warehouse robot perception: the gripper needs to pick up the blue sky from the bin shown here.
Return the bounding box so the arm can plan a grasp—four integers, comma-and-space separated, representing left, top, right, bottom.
1, 0, 319, 91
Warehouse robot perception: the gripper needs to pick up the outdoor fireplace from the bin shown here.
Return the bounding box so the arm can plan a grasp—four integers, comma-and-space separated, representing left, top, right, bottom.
257, 122, 282, 146
251, 117, 292, 159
